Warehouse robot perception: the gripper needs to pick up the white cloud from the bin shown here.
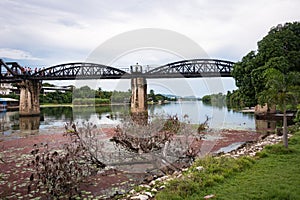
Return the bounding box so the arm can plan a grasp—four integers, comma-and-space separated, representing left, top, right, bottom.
0, 0, 299, 64
0, 48, 41, 60
0, 0, 299, 95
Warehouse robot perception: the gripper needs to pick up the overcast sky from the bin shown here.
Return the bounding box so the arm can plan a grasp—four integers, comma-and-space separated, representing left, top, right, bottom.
0, 0, 299, 97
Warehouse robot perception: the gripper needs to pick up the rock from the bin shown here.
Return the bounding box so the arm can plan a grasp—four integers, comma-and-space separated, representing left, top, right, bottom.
129, 189, 136, 194
195, 166, 204, 171
151, 188, 158, 193
177, 173, 182, 178
159, 185, 165, 190
173, 171, 180, 176
139, 184, 151, 189
144, 191, 153, 197
249, 152, 255, 156
160, 175, 169, 181
149, 180, 156, 186
139, 194, 149, 200
131, 194, 149, 200
204, 194, 215, 199
155, 177, 162, 182
182, 168, 188, 172
130, 196, 140, 200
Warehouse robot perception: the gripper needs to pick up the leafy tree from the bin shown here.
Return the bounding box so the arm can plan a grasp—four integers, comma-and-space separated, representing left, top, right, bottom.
42, 82, 56, 87
201, 95, 211, 104
202, 93, 226, 108
229, 22, 300, 108
148, 89, 156, 102
231, 51, 258, 106
110, 90, 131, 103
73, 85, 95, 98
229, 22, 300, 147
226, 90, 246, 109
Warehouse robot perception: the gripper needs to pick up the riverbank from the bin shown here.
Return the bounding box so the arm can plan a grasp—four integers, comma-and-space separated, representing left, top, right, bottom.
141, 130, 300, 200
0, 128, 263, 199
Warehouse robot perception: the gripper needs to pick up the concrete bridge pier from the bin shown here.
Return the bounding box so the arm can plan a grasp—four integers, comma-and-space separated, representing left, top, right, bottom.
130, 64, 148, 124
17, 80, 42, 116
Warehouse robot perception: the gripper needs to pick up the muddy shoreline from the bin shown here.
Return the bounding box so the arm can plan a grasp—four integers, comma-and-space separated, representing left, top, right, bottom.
0, 128, 263, 199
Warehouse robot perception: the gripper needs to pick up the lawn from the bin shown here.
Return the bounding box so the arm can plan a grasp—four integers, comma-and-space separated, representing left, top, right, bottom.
156, 130, 300, 200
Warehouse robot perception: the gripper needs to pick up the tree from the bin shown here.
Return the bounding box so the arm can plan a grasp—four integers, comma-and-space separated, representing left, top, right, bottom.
73, 86, 95, 98
258, 68, 300, 148
231, 51, 258, 106
228, 22, 300, 148
149, 89, 156, 102
230, 22, 300, 107
201, 95, 211, 104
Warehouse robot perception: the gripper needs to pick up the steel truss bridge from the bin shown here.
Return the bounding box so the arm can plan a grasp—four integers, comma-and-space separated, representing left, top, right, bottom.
0, 59, 234, 83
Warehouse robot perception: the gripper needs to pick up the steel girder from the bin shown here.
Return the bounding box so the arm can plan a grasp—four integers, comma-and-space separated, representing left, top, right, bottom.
145, 59, 234, 78
0, 59, 234, 82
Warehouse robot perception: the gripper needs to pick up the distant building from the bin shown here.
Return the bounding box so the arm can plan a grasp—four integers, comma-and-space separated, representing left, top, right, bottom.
0, 97, 19, 111
0, 83, 17, 95
0, 83, 73, 96
41, 86, 72, 95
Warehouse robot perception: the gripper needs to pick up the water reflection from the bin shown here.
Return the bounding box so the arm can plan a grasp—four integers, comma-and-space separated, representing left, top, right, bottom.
0, 111, 19, 136
19, 116, 40, 136
41, 107, 73, 120
0, 101, 291, 139
255, 119, 277, 134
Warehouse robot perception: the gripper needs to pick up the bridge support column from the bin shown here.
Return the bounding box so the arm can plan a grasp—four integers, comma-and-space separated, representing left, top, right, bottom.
130, 76, 148, 124
17, 80, 42, 116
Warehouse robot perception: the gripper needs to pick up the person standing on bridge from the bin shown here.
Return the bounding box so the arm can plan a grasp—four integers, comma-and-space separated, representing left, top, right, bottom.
24, 66, 28, 75
20, 66, 25, 74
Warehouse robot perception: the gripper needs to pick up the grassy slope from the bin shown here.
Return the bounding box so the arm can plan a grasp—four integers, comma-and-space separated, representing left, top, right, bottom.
156, 131, 300, 200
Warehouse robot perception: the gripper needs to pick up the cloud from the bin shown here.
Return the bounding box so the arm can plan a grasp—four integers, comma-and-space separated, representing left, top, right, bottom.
1, 0, 299, 65
0, 48, 41, 60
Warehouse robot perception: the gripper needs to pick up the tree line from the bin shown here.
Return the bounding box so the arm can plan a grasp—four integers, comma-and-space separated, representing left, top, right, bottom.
228, 22, 300, 109
39, 85, 176, 105
227, 22, 300, 148
39, 84, 132, 105
202, 93, 226, 108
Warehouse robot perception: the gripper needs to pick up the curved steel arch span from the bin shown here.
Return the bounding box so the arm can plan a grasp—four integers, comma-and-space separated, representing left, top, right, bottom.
145, 59, 234, 78
31, 62, 129, 80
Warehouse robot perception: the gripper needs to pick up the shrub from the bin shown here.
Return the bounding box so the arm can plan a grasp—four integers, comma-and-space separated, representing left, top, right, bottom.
28, 122, 105, 198
162, 115, 181, 133
111, 114, 203, 173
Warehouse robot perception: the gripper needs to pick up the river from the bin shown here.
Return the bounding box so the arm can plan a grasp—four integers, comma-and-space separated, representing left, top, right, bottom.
0, 100, 281, 198
1, 100, 278, 140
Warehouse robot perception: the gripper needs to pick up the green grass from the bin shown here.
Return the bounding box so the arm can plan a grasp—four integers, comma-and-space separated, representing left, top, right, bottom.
156, 131, 300, 200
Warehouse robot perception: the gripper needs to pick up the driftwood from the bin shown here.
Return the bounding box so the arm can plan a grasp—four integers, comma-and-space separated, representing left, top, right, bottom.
111, 127, 174, 153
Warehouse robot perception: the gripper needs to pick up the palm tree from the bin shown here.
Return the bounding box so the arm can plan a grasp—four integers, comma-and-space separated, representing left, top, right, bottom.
258, 68, 300, 148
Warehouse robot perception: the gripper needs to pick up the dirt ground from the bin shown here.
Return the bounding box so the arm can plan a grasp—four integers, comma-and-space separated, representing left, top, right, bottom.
0, 128, 263, 199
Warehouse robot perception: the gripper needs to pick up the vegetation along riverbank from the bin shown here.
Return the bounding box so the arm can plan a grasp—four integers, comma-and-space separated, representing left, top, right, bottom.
126, 126, 300, 200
